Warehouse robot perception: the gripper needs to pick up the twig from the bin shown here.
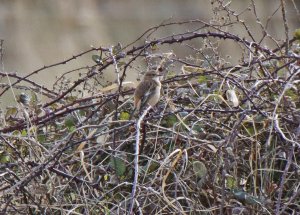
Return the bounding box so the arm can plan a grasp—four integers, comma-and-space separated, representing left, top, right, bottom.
0, 46, 108, 97
279, 183, 300, 214
161, 149, 186, 214
274, 114, 300, 148
275, 145, 294, 215
129, 105, 152, 214
280, 0, 289, 54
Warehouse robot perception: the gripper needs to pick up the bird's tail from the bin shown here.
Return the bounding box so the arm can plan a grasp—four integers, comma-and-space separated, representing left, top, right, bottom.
129, 107, 137, 120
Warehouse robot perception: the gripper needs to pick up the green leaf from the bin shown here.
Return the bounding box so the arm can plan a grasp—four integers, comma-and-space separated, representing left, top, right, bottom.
64, 115, 77, 131
21, 129, 27, 136
30, 92, 39, 106
183, 65, 204, 73
141, 160, 160, 174
226, 175, 237, 189
12, 130, 21, 136
110, 156, 126, 177
69, 126, 76, 132
192, 124, 204, 133
162, 115, 177, 127
5, 107, 18, 118
70, 193, 76, 201
18, 93, 31, 105
232, 189, 263, 206
37, 134, 46, 143
92, 55, 103, 64
64, 115, 75, 127
150, 43, 158, 50
112, 42, 122, 54
119, 112, 130, 120
147, 161, 160, 173
197, 75, 207, 83
0, 152, 10, 163
294, 28, 300, 40
193, 161, 207, 188
285, 89, 298, 100
244, 124, 255, 136
117, 61, 126, 67
193, 161, 207, 178
66, 96, 78, 103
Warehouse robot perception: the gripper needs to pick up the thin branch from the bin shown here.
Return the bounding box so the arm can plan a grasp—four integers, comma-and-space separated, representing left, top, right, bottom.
129, 105, 152, 214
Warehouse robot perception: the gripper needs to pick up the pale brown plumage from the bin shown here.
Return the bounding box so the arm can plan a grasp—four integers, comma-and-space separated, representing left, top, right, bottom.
131, 70, 162, 118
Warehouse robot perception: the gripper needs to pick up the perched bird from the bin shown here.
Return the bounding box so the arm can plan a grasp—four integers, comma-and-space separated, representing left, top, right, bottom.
131, 69, 162, 118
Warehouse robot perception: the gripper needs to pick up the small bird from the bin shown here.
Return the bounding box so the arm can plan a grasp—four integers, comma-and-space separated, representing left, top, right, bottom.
131, 69, 162, 118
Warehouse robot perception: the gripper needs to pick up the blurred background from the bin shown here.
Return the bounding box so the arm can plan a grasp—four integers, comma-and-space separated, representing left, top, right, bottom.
0, 0, 299, 105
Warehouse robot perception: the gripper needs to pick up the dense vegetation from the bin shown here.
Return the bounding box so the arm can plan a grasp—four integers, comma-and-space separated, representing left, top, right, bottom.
1, 1, 300, 214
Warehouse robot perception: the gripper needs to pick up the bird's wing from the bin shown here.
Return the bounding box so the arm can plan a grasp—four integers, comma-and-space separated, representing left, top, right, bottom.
138, 81, 158, 109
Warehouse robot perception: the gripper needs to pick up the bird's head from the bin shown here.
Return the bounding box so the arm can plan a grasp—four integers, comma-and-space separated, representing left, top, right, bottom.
143, 69, 163, 81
